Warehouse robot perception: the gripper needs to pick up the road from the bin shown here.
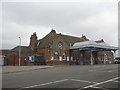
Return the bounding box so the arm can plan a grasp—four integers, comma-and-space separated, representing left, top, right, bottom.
2, 64, 120, 90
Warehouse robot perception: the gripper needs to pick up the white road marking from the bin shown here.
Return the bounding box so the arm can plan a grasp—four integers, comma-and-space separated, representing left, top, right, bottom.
15, 77, 120, 90
70, 79, 97, 84
94, 65, 105, 68
89, 69, 115, 73
92, 86, 110, 90
15, 78, 97, 90
81, 77, 120, 89
112, 80, 120, 83
107, 70, 113, 72
16, 79, 69, 90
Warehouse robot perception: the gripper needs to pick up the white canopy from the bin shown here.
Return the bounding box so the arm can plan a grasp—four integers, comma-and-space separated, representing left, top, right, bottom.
70, 40, 118, 51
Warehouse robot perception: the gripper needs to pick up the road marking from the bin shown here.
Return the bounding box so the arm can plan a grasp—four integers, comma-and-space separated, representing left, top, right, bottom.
70, 79, 97, 84
15, 77, 120, 90
94, 65, 105, 68
89, 70, 116, 73
15, 78, 97, 90
92, 86, 110, 90
80, 77, 120, 89
15, 79, 69, 90
112, 80, 120, 83
24, 79, 69, 88
107, 70, 113, 72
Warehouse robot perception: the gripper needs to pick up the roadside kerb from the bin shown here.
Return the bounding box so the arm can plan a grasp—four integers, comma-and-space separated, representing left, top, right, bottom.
2, 66, 54, 74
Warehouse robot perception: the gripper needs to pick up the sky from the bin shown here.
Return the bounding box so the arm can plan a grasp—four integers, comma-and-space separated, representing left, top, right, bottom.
118, 1, 120, 56
1, 0, 119, 52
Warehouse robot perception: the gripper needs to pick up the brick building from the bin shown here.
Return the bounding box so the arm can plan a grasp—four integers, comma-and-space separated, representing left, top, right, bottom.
28, 29, 117, 65
2, 29, 118, 65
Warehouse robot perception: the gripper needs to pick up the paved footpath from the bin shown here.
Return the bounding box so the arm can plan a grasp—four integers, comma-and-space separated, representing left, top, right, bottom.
2, 66, 54, 73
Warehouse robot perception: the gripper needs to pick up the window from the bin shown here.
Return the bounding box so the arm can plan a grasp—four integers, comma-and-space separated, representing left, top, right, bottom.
62, 53, 66, 60
28, 56, 35, 61
58, 42, 63, 49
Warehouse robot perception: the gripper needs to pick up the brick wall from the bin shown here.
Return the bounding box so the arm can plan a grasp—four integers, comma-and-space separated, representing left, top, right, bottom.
6, 53, 36, 66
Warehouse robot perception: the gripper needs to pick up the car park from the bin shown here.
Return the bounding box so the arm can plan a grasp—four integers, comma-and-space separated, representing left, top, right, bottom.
114, 57, 120, 64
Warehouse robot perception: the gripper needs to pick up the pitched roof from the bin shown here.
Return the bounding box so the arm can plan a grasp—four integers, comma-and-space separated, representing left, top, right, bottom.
37, 31, 58, 48
10, 46, 33, 54
37, 30, 89, 48
61, 34, 88, 46
0, 49, 10, 55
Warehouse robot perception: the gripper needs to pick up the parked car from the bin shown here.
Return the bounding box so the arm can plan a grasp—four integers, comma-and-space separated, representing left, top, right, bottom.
34, 56, 46, 65
114, 57, 120, 64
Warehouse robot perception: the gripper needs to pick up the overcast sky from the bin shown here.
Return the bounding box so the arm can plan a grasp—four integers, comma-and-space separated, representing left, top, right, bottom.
1, 0, 118, 50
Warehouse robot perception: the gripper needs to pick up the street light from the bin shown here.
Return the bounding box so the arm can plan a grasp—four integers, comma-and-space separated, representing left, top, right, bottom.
19, 37, 21, 66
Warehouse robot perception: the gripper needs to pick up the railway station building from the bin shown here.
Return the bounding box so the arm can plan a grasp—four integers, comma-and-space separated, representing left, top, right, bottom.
2, 29, 118, 65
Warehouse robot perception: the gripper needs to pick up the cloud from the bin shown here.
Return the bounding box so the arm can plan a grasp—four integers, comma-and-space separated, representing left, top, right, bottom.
3, 2, 115, 26
2, 1, 118, 49
2, 20, 51, 48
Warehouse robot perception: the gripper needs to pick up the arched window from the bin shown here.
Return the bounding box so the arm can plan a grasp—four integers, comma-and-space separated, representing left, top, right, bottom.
62, 53, 66, 60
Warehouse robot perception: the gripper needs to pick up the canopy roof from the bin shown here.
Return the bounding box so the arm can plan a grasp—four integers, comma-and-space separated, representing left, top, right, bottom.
70, 40, 118, 51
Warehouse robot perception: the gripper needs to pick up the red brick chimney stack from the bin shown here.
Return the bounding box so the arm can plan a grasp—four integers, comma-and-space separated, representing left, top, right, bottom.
29, 32, 37, 49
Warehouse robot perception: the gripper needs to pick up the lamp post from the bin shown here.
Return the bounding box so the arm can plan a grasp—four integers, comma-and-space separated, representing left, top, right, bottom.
19, 37, 21, 66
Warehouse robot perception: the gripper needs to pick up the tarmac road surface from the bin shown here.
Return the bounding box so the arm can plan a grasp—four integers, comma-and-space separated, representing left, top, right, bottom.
2, 64, 120, 90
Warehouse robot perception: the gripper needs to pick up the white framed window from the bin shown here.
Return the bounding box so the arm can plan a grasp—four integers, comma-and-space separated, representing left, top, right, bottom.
59, 56, 62, 61
67, 56, 69, 61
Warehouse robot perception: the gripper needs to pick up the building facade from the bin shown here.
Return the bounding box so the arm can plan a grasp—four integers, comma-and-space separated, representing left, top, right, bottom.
2, 29, 118, 65
28, 29, 117, 65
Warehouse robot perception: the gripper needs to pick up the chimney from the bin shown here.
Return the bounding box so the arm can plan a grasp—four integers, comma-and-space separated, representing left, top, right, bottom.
29, 32, 37, 49
82, 34, 87, 40
50, 28, 56, 33
50, 28, 56, 37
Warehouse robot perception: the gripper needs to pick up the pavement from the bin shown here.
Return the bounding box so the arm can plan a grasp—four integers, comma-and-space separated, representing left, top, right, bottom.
2, 65, 54, 74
